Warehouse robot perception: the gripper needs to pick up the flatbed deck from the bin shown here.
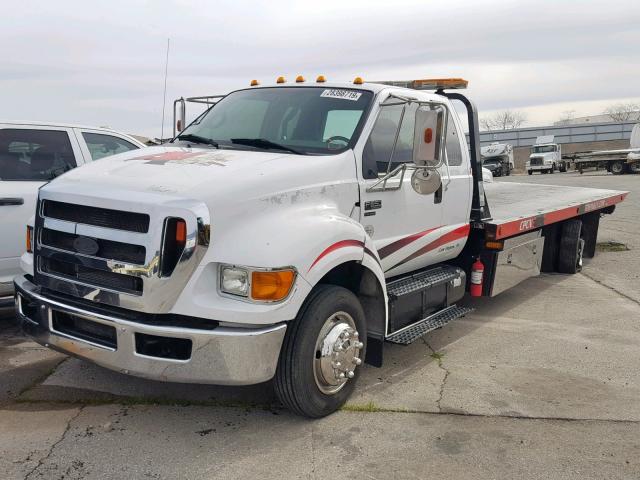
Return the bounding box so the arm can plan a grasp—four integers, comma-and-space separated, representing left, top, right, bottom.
483, 182, 628, 240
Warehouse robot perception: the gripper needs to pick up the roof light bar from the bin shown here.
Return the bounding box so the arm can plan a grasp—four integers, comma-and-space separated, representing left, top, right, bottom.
376, 78, 468, 90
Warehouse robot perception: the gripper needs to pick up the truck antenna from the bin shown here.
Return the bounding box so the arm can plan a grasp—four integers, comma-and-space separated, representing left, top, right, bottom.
160, 38, 170, 142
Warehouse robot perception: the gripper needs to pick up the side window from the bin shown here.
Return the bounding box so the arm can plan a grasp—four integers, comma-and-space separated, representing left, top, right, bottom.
0, 129, 77, 181
362, 102, 418, 179
445, 116, 463, 166
82, 132, 139, 161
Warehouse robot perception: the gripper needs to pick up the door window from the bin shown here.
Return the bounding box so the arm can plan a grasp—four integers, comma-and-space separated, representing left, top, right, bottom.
445, 116, 463, 166
362, 102, 418, 179
0, 129, 77, 181
82, 132, 140, 161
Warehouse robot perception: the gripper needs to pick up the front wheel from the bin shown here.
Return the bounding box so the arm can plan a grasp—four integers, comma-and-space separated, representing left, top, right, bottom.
528, 170, 533, 175
274, 285, 366, 418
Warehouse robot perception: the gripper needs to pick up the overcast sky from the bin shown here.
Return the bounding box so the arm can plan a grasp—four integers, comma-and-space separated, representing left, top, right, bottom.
2, 0, 639, 137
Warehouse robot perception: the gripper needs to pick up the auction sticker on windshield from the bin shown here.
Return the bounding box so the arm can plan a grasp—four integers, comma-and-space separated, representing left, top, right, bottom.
320, 89, 362, 101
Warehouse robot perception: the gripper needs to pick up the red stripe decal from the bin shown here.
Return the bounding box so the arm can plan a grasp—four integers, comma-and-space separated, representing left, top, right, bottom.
308, 240, 364, 272
378, 226, 443, 259
386, 224, 470, 272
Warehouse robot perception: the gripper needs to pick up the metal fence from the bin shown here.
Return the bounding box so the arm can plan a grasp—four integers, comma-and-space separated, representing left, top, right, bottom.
468, 121, 637, 147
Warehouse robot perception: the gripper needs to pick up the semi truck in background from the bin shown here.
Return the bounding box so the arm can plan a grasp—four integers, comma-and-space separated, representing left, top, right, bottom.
526, 135, 562, 174
480, 142, 514, 176
562, 123, 640, 175
14, 77, 628, 417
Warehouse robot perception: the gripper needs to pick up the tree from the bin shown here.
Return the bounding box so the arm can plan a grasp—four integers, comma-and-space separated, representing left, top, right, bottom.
603, 103, 640, 123
557, 110, 577, 125
479, 110, 527, 131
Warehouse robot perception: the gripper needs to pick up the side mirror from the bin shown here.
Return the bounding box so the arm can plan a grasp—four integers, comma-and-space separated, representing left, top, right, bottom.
413, 106, 446, 167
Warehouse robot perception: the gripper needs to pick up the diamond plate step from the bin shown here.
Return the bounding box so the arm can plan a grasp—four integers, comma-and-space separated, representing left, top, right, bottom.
385, 305, 474, 345
386, 266, 463, 299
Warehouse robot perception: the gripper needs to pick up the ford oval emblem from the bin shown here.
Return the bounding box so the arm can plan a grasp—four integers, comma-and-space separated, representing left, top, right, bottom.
73, 236, 99, 256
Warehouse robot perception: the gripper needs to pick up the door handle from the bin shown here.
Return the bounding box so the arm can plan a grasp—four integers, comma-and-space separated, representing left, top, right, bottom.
0, 197, 24, 206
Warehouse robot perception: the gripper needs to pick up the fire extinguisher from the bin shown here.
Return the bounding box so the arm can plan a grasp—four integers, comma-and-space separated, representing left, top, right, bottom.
470, 258, 484, 297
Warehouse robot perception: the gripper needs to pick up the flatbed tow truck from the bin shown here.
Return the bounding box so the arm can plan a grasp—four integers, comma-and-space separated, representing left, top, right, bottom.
562, 123, 640, 175
14, 77, 628, 417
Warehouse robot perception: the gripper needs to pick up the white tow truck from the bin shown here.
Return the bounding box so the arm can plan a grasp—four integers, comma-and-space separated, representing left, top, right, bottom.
526, 135, 562, 174
480, 142, 514, 176
14, 77, 628, 417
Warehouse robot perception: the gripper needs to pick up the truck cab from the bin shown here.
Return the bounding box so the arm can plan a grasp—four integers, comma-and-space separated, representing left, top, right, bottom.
527, 136, 562, 174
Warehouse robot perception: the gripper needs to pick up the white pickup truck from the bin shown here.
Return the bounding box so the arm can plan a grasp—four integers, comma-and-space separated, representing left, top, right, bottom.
14, 78, 627, 417
0, 122, 144, 307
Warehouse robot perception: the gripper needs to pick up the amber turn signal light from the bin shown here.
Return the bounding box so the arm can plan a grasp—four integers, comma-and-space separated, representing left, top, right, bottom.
26, 225, 33, 253
251, 270, 295, 301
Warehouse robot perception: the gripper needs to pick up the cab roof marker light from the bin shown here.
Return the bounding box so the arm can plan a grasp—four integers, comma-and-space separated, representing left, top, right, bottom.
295, 75, 305, 83
316, 75, 326, 83
250, 79, 259, 86
276, 76, 286, 84
353, 76, 364, 85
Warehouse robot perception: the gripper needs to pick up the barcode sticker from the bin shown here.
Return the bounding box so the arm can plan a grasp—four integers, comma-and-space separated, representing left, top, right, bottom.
320, 89, 362, 101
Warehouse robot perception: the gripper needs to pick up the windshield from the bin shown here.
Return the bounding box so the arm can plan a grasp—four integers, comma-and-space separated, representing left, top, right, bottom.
176, 87, 373, 155
482, 156, 503, 164
532, 145, 556, 154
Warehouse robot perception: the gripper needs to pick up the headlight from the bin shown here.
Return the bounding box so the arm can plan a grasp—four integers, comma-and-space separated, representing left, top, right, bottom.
220, 265, 296, 302
220, 266, 250, 297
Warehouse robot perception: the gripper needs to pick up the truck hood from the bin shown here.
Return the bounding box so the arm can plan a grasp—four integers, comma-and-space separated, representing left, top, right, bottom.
45, 145, 356, 205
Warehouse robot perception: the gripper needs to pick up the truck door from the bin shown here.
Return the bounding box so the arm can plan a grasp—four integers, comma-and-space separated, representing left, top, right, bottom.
358, 97, 449, 278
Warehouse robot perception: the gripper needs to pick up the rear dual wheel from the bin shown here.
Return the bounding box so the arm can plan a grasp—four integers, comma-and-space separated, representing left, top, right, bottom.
274, 285, 366, 418
557, 219, 585, 274
611, 160, 626, 175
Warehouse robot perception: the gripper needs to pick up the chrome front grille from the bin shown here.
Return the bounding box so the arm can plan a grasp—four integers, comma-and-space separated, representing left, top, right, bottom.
39, 256, 144, 296
530, 157, 543, 166
42, 199, 150, 233
33, 193, 210, 313
40, 227, 146, 265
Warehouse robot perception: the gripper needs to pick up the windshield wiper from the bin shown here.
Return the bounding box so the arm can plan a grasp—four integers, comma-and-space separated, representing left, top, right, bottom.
176, 133, 219, 148
230, 138, 302, 155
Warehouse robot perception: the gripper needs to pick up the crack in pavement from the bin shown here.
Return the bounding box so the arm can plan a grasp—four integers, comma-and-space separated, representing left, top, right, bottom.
23, 405, 85, 480
580, 270, 640, 306
422, 338, 449, 413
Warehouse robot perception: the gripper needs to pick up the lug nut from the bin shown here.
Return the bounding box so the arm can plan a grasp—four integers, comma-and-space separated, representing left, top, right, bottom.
356, 341, 364, 349
354, 358, 362, 365
353, 332, 359, 338
338, 372, 345, 379
347, 371, 355, 378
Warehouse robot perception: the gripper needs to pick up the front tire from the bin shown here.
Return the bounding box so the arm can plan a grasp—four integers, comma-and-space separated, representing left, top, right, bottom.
274, 285, 366, 418
528, 170, 533, 175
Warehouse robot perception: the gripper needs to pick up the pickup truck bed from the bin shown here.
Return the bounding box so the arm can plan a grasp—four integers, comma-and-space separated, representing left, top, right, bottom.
483, 182, 628, 240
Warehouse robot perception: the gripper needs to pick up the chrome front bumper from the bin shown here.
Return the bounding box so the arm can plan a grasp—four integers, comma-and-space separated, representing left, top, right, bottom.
14, 275, 286, 385
0, 281, 14, 307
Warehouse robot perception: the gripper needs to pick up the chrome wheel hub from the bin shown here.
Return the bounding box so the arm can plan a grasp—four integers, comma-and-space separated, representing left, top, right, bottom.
313, 311, 363, 395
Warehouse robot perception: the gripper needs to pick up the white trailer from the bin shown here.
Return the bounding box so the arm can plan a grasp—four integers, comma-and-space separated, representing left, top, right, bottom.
562, 124, 640, 175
